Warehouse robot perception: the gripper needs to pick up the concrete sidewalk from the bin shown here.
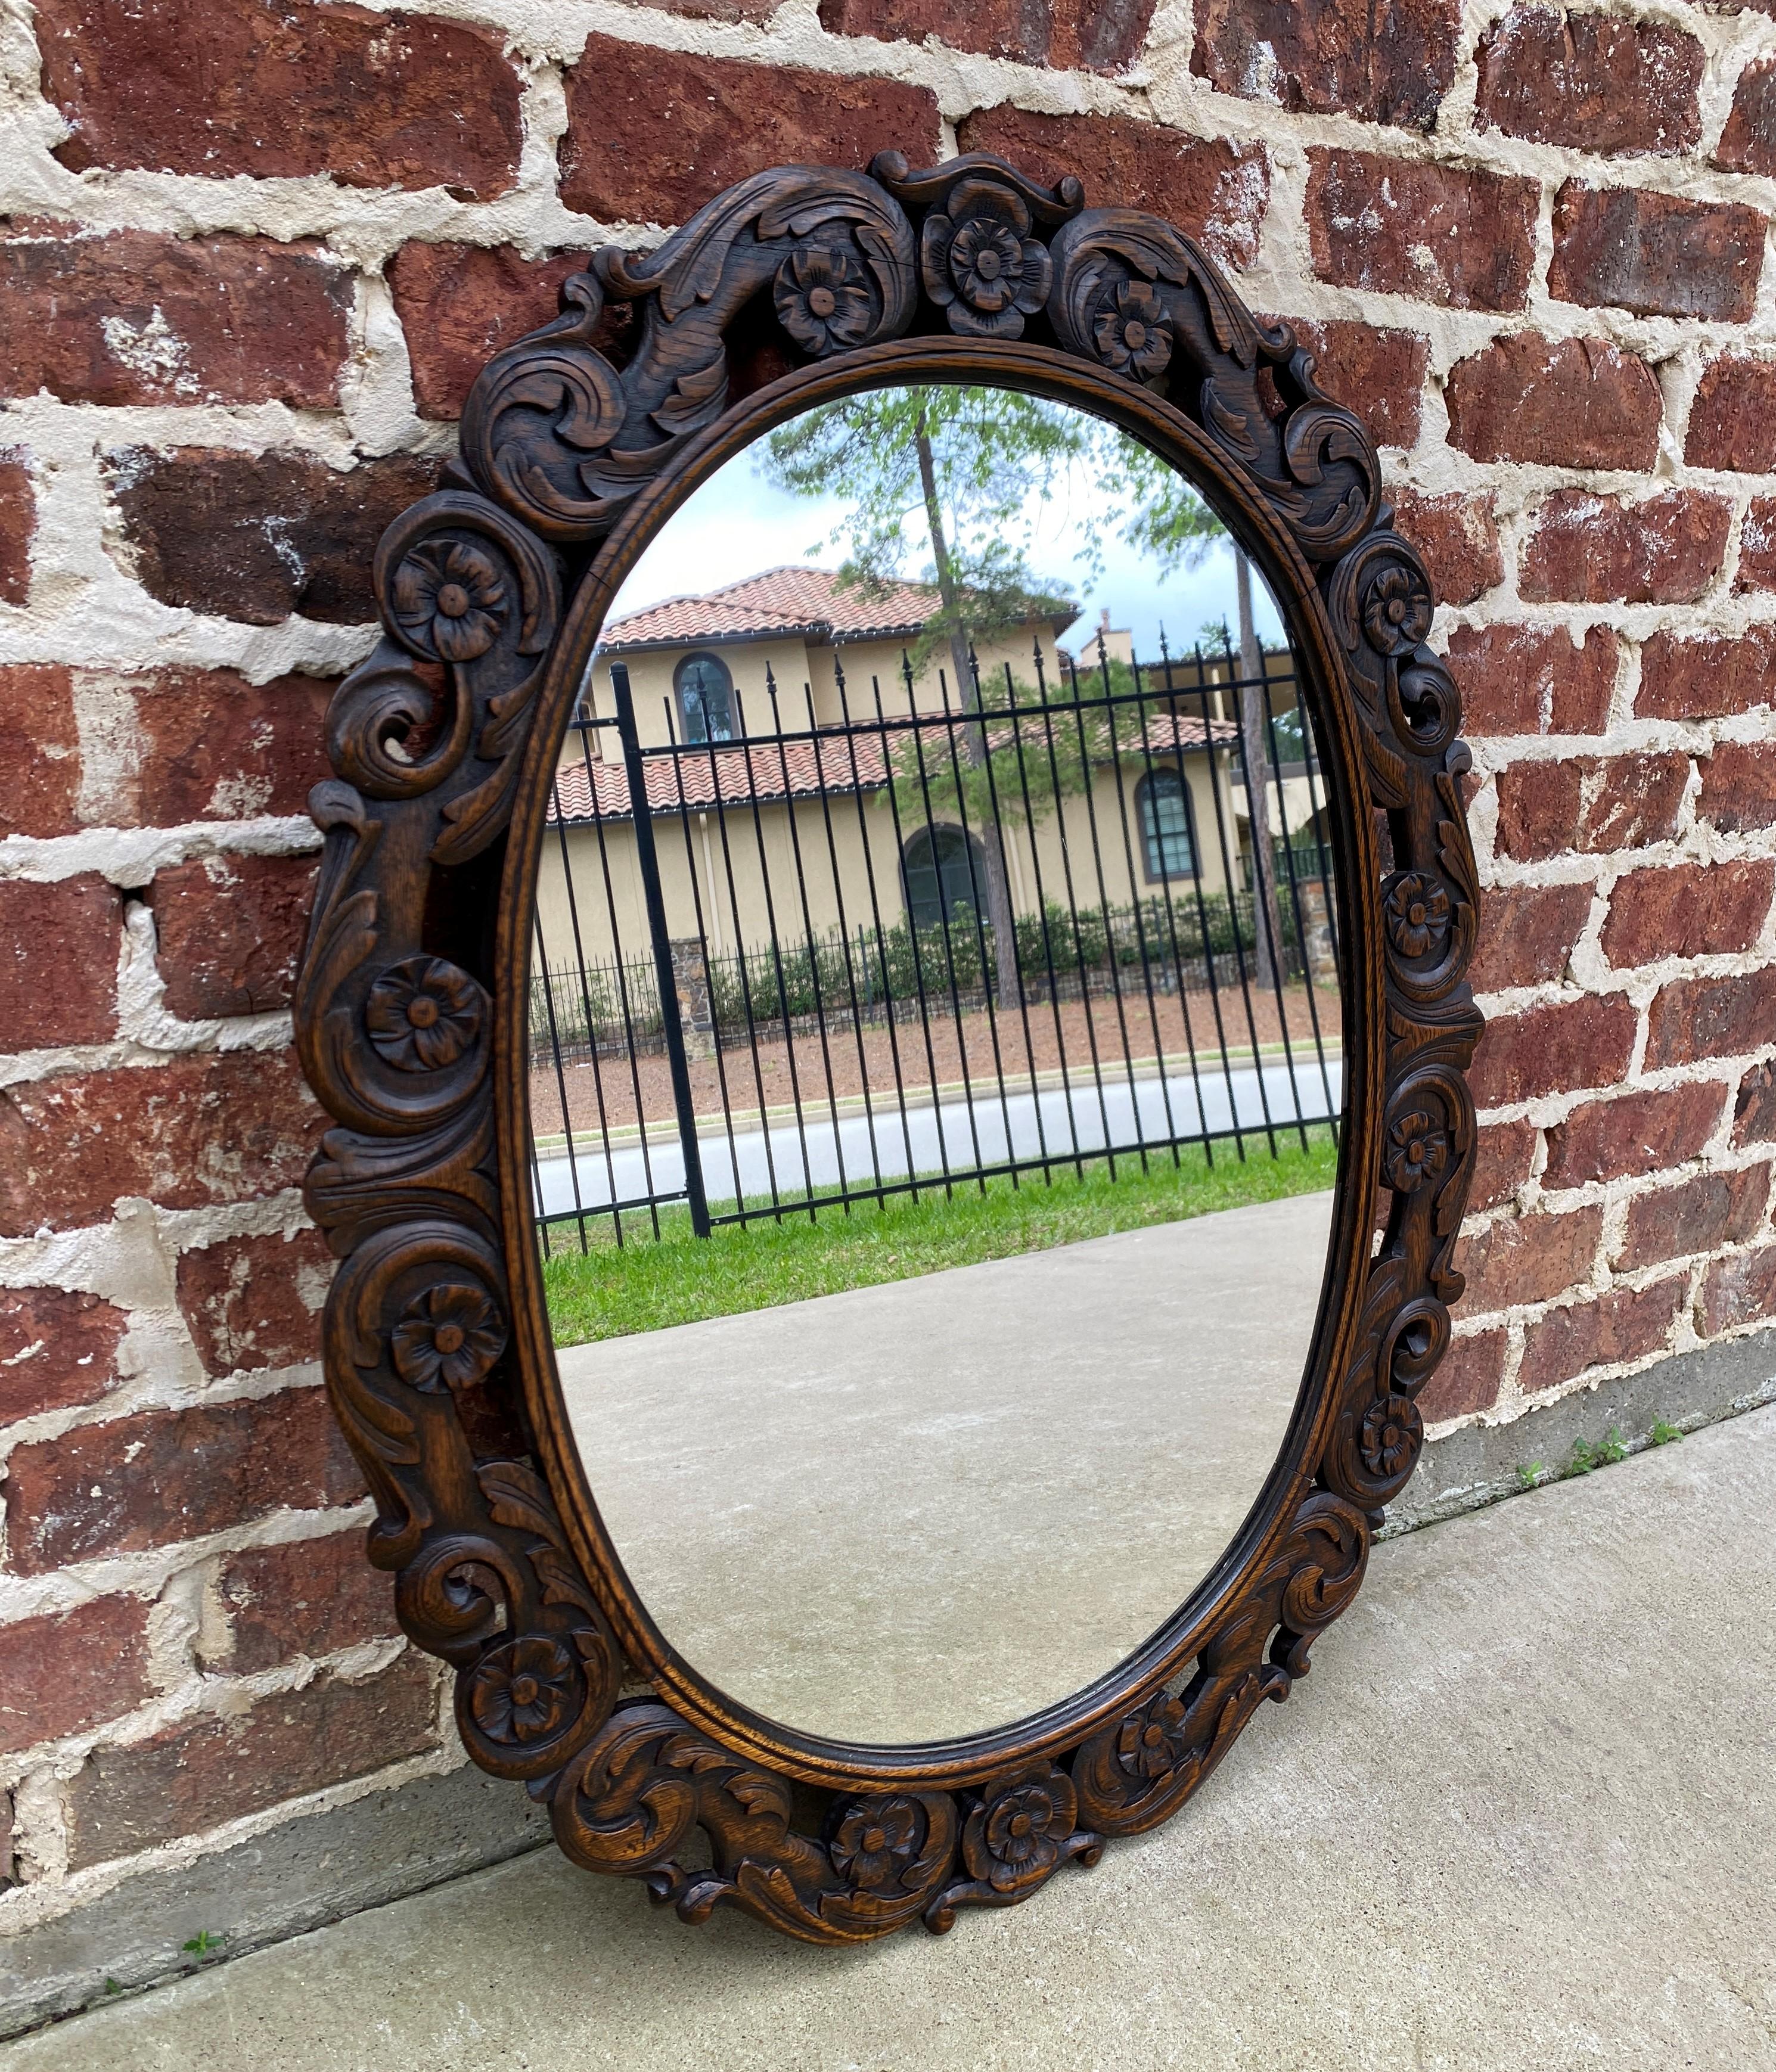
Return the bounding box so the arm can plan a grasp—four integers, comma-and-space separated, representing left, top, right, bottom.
8, 1407, 1772, 2071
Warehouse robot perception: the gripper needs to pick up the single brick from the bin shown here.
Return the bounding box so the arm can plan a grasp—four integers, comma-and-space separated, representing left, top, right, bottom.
1277, 318, 1428, 449
1700, 741, 1776, 835
1389, 489, 1503, 608
1637, 628, 1776, 722
63, 1652, 435, 1869
0, 665, 79, 838
1646, 969, 1776, 1068
148, 853, 319, 1020
1192, 0, 1460, 131
36, 0, 521, 198
1699, 1243, 1776, 1335
957, 107, 1271, 271
108, 449, 438, 626
1518, 489, 1731, 605
1738, 498, 1776, 593
1549, 182, 1765, 323
1717, 54, 1776, 176
0, 1596, 153, 1754
0, 876, 119, 1048
1617, 1163, 1769, 1271
1476, 5, 1702, 155
80, 666, 337, 827
390, 244, 595, 421
1519, 1280, 1682, 1393
1468, 882, 1593, 995
819, 0, 1156, 70
0, 1049, 320, 1238
1472, 993, 1638, 1107
1417, 1326, 1508, 1421
1735, 1060, 1776, 1144
176, 1225, 333, 1377
219, 1531, 398, 1674
560, 38, 942, 226
1471, 1117, 1539, 1210
1685, 356, 1776, 473
1305, 150, 1538, 312
0, 449, 34, 605
1543, 1082, 1725, 1188
1445, 333, 1662, 473
1455, 1203, 1601, 1313
1601, 858, 1774, 968
0, 228, 350, 409
1446, 623, 1616, 737
4, 1384, 363, 1573
0, 1285, 128, 1426
1494, 751, 1688, 862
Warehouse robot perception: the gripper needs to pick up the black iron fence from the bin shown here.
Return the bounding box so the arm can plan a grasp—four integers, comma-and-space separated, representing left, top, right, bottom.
528, 636, 1344, 1250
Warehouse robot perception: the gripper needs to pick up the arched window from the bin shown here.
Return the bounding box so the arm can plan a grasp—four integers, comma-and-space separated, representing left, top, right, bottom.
1137, 768, 1195, 882
902, 824, 986, 930
673, 652, 735, 743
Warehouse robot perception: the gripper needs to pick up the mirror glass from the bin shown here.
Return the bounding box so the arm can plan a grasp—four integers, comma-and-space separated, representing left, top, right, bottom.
526, 384, 1346, 1745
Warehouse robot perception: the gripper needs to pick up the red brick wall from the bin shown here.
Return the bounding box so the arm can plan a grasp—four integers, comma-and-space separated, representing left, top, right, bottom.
4, 0, 1775, 1935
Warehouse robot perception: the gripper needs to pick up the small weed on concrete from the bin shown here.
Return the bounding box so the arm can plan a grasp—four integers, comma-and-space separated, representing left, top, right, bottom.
180, 1932, 225, 1961
1651, 1418, 1684, 1446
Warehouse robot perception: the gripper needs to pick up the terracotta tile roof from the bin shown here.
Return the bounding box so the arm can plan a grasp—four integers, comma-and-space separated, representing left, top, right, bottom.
599, 565, 1076, 652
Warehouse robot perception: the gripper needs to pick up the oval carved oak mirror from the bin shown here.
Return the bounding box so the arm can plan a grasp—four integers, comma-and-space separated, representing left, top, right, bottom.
295, 150, 1481, 1942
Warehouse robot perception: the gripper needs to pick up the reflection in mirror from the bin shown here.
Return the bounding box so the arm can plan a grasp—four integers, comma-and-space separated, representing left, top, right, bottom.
527, 385, 1346, 1745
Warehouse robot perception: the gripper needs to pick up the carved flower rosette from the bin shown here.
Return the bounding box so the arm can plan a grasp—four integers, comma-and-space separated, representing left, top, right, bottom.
293, 147, 1480, 1947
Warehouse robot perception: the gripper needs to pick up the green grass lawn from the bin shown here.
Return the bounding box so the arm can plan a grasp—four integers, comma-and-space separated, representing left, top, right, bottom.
541, 1129, 1340, 1348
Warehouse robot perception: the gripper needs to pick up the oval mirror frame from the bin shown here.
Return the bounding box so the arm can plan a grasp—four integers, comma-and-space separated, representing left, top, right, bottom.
294, 148, 1482, 1944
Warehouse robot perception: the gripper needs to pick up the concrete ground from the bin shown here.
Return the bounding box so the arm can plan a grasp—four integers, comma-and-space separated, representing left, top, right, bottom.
557, 1190, 1334, 1743
11, 1404, 1772, 2072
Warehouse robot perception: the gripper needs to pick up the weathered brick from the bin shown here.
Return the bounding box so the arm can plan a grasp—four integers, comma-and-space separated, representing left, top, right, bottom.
1617, 1163, 1769, 1271
63, 1652, 434, 1868
1700, 1242, 1776, 1335
1519, 1280, 1682, 1392
1685, 356, 1776, 474
956, 107, 1270, 271
1305, 151, 1538, 312
4, 1384, 362, 1573
1494, 751, 1688, 863
0, 1286, 128, 1426
0, 1596, 152, 1754
1389, 489, 1503, 608
0, 877, 119, 1048
1602, 858, 1773, 968
1476, 5, 1702, 155
1700, 741, 1776, 835
1271, 318, 1427, 451
36, 0, 521, 198
0, 228, 350, 409
820, 0, 1156, 71
1736, 1060, 1776, 1144
1472, 993, 1638, 1107
1447, 624, 1616, 737
561, 38, 942, 226
1192, 0, 1460, 130
1445, 333, 1661, 473
1637, 627, 1776, 722
109, 450, 437, 626
1544, 1082, 1725, 1188
1455, 1204, 1601, 1313
389, 244, 593, 421
1472, 1117, 1539, 1209
176, 1225, 332, 1377
1717, 54, 1776, 176
1647, 969, 1776, 1068
1519, 490, 1731, 605
148, 853, 318, 1020
219, 1531, 398, 1674
1549, 182, 1765, 323
0, 1049, 320, 1237
1468, 882, 1592, 996
0, 666, 79, 838
1737, 499, 1776, 592
1418, 1327, 1507, 1421
0, 449, 34, 605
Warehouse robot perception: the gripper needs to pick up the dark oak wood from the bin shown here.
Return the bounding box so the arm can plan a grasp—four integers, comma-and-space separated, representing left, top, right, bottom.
293, 148, 1482, 1943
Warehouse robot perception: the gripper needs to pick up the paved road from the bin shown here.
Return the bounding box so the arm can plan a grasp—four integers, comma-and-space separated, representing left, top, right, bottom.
18, 1407, 1774, 2069
533, 1054, 1344, 1219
